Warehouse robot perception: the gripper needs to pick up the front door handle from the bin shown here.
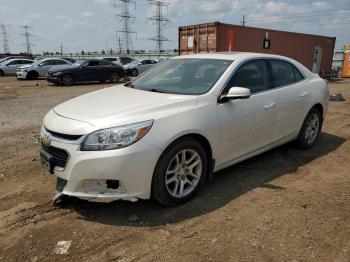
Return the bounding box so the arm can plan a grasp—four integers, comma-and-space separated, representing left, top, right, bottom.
300, 92, 309, 97
264, 103, 276, 109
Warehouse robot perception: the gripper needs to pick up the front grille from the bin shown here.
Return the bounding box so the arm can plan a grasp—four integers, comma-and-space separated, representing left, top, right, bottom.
41, 144, 69, 168
45, 128, 82, 141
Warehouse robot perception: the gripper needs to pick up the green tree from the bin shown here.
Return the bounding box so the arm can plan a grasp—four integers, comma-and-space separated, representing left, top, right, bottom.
101, 49, 106, 55
81, 50, 85, 55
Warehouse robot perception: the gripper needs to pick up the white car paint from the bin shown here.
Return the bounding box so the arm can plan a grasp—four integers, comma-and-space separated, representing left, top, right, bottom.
0, 59, 33, 76
41, 52, 328, 203
123, 59, 158, 75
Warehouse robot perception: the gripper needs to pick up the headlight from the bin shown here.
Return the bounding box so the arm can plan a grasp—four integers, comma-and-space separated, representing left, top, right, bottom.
52, 72, 62, 76
81, 120, 153, 151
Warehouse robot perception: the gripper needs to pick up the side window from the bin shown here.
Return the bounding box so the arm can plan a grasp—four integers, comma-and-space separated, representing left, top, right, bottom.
87, 61, 99, 66
8, 60, 19, 65
228, 60, 269, 94
141, 60, 149, 65
55, 60, 67, 65
99, 60, 110, 66
269, 60, 303, 87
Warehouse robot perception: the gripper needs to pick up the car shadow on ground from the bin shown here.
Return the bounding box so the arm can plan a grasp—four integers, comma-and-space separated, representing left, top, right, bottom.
61, 132, 346, 227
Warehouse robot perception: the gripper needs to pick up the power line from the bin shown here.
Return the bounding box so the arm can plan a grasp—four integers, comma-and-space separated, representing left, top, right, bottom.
0, 24, 10, 53
147, 0, 170, 53
115, 0, 136, 53
20, 25, 33, 54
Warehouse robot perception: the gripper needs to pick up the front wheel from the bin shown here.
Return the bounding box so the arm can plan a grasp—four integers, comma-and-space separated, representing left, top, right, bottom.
109, 72, 119, 83
152, 138, 208, 207
296, 107, 322, 149
60, 74, 74, 86
131, 69, 138, 77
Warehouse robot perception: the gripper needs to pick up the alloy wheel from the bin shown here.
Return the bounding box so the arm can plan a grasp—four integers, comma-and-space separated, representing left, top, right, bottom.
165, 149, 202, 198
305, 113, 320, 144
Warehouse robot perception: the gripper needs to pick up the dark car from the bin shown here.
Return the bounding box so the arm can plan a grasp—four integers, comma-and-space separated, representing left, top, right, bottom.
47, 59, 126, 86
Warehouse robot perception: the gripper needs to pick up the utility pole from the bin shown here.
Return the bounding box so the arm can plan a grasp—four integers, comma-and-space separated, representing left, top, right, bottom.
147, 0, 170, 53
117, 36, 122, 54
115, 0, 136, 54
60, 43, 63, 55
240, 15, 246, 27
0, 24, 11, 54
20, 25, 33, 54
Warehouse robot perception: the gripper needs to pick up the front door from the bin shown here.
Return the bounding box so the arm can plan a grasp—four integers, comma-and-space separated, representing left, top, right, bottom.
218, 59, 277, 166
312, 46, 322, 73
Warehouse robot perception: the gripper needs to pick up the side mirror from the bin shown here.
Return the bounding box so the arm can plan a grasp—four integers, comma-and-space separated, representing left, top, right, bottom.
220, 87, 251, 102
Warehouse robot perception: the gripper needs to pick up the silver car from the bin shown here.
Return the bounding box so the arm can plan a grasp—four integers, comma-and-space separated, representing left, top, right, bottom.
16, 58, 72, 80
123, 59, 158, 76
0, 59, 34, 76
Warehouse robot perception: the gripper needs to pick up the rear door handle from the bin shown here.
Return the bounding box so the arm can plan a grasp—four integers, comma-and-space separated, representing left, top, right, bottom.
264, 103, 276, 109
300, 92, 309, 97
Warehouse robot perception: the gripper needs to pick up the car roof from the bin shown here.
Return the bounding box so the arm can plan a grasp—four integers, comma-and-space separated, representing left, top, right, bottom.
172, 52, 295, 61
5, 58, 33, 63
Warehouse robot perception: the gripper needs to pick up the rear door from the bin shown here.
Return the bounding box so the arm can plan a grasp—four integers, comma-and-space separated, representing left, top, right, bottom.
218, 59, 278, 165
267, 59, 307, 143
37, 60, 56, 76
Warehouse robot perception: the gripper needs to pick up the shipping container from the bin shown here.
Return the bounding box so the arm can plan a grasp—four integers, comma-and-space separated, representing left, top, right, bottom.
178, 22, 336, 74
343, 51, 350, 78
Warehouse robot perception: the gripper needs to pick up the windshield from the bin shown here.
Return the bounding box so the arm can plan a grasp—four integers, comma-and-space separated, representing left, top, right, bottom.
72, 60, 87, 66
127, 59, 140, 66
128, 58, 232, 95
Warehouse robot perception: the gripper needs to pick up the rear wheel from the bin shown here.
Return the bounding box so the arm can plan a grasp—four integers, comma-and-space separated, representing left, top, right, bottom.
109, 72, 119, 83
152, 138, 208, 207
296, 107, 322, 149
60, 74, 74, 86
0, 70, 3, 76
131, 69, 138, 77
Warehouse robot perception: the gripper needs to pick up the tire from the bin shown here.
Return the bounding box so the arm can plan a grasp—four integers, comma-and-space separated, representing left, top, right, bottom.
131, 69, 138, 77
27, 71, 38, 80
0, 70, 4, 76
152, 138, 208, 207
109, 72, 119, 83
296, 107, 323, 149
60, 74, 74, 86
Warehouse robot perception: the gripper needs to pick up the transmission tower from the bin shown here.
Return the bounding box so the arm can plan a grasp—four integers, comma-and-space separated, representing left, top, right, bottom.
0, 24, 10, 54
115, 0, 136, 53
147, 0, 170, 53
20, 25, 33, 54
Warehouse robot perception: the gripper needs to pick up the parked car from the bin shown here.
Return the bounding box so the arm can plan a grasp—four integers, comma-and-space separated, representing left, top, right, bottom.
0, 58, 34, 76
46, 59, 126, 86
16, 58, 72, 80
40, 53, 328, 206
123, 59, 158, 76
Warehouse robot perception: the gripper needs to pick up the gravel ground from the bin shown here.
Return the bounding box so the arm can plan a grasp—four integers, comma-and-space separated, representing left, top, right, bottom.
0, 76, 349, 261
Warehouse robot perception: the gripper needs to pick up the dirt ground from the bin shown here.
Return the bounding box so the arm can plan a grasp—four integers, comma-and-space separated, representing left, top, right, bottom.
0, 76, 349, 262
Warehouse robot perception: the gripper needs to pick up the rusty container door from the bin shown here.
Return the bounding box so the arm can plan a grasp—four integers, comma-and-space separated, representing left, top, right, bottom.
179, 23, 219, 55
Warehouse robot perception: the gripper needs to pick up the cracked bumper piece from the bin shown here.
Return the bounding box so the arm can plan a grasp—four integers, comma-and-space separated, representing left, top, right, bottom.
49, 138, 162, 203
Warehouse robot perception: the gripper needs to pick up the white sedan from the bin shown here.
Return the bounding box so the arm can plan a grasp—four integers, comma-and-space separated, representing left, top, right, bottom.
0, 58, 34, 76
41, 53, 328, 206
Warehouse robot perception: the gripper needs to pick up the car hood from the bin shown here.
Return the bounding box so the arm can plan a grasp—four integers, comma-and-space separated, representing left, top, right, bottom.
53, 85, 198, 129
48, 64, 74, 73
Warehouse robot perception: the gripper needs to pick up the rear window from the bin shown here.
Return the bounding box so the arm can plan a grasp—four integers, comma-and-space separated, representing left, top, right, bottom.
269, 60, 304, 87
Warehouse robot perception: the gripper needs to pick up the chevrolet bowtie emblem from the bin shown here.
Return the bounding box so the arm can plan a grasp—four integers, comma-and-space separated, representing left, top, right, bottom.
41, 135, 51, 146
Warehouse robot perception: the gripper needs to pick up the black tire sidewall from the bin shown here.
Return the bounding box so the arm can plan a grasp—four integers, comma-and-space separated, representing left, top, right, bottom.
152, 138, 208, 207
61, 74, 74, 86
132, 69, 138, 76
297, 108, 322, 149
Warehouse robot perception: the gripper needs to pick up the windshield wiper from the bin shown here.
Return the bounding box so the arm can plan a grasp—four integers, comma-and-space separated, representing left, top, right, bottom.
148, 88, 167, 93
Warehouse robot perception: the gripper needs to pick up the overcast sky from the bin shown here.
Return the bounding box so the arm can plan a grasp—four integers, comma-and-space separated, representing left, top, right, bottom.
0, 0, 349, 54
